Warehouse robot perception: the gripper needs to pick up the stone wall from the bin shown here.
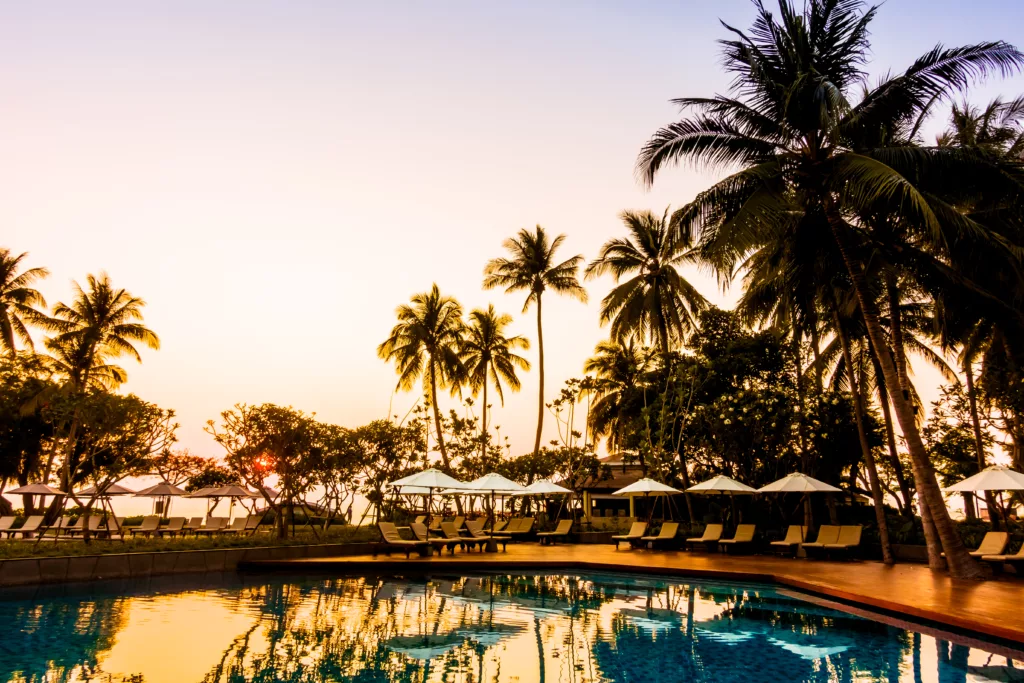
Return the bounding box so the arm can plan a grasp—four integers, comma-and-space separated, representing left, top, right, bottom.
0, 542, 382, 588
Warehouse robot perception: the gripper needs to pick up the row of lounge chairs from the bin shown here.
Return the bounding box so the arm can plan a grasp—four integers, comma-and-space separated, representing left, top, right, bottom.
0, 515, 127, 539
951, 531, 1024, 570
612, 522, 864, 558
376, 516, 547, 557
0, 514, 264, 540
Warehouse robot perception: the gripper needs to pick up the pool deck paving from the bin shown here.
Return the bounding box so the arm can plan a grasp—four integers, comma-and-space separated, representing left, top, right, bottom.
242, 542, 1024, 644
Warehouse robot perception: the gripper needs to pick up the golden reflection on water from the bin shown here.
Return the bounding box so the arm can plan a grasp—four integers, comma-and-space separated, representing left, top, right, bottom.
0, 573, 1020, 683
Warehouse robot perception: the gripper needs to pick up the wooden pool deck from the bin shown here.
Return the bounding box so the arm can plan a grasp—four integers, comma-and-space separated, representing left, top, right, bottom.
242, 542, 1024, 644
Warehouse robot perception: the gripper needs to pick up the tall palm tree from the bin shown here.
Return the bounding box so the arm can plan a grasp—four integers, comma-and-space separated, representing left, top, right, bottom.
460, 305, 531, 457
637, 0, 1022, 578
584, 338, 652, 452
484, 226, 587, 456
378, 284, 466, 473
0, 249, 48, 355
585, 209, 709, 356
43, 273, 160, 390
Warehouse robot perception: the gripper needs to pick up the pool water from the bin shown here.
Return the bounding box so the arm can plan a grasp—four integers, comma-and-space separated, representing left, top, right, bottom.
0, 571, 1020, 682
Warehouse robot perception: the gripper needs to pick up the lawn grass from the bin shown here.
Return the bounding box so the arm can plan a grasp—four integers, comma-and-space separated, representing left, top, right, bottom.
0, 525, 378, 560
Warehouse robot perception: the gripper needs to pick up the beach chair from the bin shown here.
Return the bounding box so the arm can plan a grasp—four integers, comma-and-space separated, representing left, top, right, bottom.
67, 515, 103, 537
63, 517, 85, 537
244, 514, 263, 532
800, 525, 841, 555
769, 525, 806, 555
0, 516, 15, 537
943, 531, 1008, 558
506, 517, 535, 540
491, 520, 508, 534
718, 524, 757, 553
428, 516, 443, 533
410, 522, 431, 542
463, 519, 507, 551
194, 517, 228, 535
611, 522, 647, 549
537, 519, 573, 545
43, 515, 71, 537
219, 517, 248, 534
414, 515, 426, 525
7, 515, 44, 539
824, 525, 863, 559
451, 516, 466, 531
641, 522, 680, 549
374, 522, 428, 558
982, 542, 1024, 570
493, 518, 520, 537
431, 522, 467, 554
183, 517, 204, 535
101, 517, 127, 539
158, 517, 187, 537
129, 515, 162, 538
686, 523, 723, 550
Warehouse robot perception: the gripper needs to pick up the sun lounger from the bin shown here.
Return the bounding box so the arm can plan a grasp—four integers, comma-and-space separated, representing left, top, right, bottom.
823, 525, 863, 558
414, 515, 426, 525
943, 531, 1008, 559
769, 525, 806, 555
7, 515, 44, 539
686, 523, 723, 550
611, 522, 647, 549
183, 517, 204, 535
492, 518, 520, 536
43, 516, 71, 537
641, 522, 680, 549
100, 517, 127, 538
800, 525, 841, 555
244, 514, 263, 532
491, 520, 508, 533
129, 515, 162, 538
463, 520, 507, 551
451, 516, 465, 531
219, 517, 248, 534
62, 517, 85, 536
982, 542, 1024, 569
505, 517, 535, 540
66, 515, 103, 537
718, 524, 757, 553
428, 517, 443, 533
536, 519, 573, 545
410, 522, 431, 542
0, 516, 15, 537
158, 517, 187, 537
431, 522, 467, 554
374, 522, 429, 558
194, 517, 228, 535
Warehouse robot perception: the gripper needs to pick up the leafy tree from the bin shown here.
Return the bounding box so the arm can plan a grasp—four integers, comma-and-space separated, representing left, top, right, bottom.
377, 284, 466, 474
0, 249, 48, 355
484, 226, 587, 457
0, 355, 57, 514
184, 460, 238, 492
460, 305, 530, 457
586, 208, 708, 355
154, 448, 210, 487
348, 419, 427, 523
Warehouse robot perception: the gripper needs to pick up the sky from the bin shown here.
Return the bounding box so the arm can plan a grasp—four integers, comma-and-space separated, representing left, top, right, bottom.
3, 0, 1024, 474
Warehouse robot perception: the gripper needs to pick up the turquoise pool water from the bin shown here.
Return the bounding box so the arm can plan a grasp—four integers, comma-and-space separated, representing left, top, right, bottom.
0, 571, 1020, 682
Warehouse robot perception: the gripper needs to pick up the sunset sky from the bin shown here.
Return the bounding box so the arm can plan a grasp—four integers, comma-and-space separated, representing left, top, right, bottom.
3, 0, 1023, 464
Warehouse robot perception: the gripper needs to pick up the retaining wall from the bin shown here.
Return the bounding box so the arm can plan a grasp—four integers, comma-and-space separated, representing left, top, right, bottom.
0, 542, 382, 587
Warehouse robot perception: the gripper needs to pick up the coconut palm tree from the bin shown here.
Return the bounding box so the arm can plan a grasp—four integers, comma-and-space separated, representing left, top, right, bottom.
637, 0, 1023, 578
0, 249, 48, 356
460, 305, 531, 457
484, 226, 587, 456
585, 209, 708, 356
42, 273, 159, 390
378, 284, 466, 473
584, 338, 652, 451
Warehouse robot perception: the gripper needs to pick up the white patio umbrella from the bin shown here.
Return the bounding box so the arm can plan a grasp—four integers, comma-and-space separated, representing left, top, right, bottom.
206, 485, 260, 518
7, 483, 67, 518
687, 475, 757, 530
757, 472, 841, 493
134, 482, 188, 515
458, 473, 526, 535
614, 478, 682, 523
386, 468, 468, 525
519, 479, 573, 495
945, 465, 1024, 492
687, 475, 757, 495
76, 483, 136, 497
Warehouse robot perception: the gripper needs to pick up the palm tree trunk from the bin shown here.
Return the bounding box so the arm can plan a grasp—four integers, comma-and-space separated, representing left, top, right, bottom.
835, 313, 893, 564
789, 307, 813, 529
965, 361, 1001, 528
481, 380, 488, 460
870, 344, 915, 515
533, 294, 545, 457
810, 322, 824, 394
429, 360, 452, 473
831, 218, 984, 579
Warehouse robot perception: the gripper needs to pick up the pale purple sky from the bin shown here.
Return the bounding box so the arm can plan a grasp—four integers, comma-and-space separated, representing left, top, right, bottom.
3, 1, 1023, 459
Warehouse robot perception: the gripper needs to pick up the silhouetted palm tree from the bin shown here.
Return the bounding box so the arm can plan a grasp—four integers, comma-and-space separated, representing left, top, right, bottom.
42, 273, 159, 390
584, 338, 652, 451
378, 284, 466, 472
461, 305, 530, 456
0, 249, 48, 355
638, 0, 1022, 577
484, 226, 586, 456
586, 209, 708, 355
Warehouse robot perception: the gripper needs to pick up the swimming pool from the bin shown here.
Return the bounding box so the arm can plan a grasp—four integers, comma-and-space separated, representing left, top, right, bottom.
1, 571, 1020, 682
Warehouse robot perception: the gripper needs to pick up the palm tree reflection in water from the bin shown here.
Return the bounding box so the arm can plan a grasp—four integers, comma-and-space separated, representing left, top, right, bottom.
0, 574, 1018, 682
